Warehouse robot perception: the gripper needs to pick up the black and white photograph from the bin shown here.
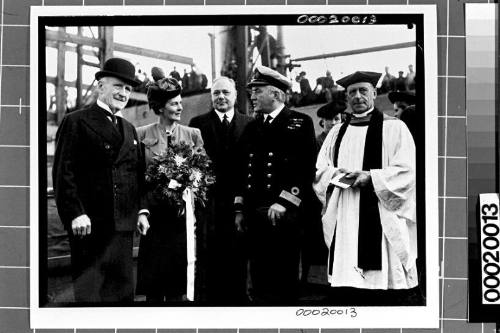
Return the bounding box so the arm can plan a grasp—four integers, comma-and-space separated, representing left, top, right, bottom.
30, 5, 439, 328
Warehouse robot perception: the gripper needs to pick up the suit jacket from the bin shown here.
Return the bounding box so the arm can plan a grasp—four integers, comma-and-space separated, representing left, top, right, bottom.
189, 110, 253, 197
52, 103, 145, 233
235, 107, 317, 211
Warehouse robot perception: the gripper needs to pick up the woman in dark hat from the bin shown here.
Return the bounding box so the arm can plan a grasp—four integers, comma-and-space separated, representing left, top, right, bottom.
315, 98, 347, 152
388, 90, 416, 119
136, 77, 204, 303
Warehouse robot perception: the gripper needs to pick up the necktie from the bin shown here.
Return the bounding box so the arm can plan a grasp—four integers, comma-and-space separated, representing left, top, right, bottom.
105, 111, 118, 127
108, 113, 122, 141
111, 114, 118, 127
264, 115, 273, 127
222, 114, 230, 132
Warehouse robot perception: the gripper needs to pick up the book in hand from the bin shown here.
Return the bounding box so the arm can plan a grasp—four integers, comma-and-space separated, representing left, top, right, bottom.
330, 173, 356, 189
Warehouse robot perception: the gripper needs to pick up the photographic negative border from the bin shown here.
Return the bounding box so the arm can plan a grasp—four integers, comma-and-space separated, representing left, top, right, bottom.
30, 5, 439, 329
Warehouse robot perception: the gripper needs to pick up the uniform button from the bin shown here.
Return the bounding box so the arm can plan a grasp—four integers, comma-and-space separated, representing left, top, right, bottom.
268, 152, 274, 157
248, 163, 252, 168
248, 174, 252, 178
105, 144, 111, 149
266, 184, 272, 189
249, 153, 254, 158
267, 173, 272, 178
267, 163, 272, 167
247, 184, 252, 189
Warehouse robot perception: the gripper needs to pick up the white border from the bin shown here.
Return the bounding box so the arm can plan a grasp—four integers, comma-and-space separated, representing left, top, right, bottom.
30, 4, 439, 329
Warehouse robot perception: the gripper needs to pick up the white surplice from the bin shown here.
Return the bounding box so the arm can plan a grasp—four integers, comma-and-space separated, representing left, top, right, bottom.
313, 117, 418, 290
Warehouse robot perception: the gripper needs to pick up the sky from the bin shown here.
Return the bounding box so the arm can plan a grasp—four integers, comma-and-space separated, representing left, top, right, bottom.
46, 24, 415, 107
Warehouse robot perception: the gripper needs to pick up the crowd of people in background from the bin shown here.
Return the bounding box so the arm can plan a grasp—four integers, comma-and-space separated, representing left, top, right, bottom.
379, 64, 416, 93
133, 63, 209, 96
290, 70, 340, 107
291, 64, 416, 108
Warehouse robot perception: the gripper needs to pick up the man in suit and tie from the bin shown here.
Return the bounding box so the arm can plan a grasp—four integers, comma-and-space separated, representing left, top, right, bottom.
53, 57, 150, 303
189, 76, 253, 304
233, 66, 317, 304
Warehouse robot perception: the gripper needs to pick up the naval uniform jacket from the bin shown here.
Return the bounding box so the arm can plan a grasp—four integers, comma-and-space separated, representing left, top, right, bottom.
235, 106, 317, 303
52, 103, 145, 235
235, 106, 317, 214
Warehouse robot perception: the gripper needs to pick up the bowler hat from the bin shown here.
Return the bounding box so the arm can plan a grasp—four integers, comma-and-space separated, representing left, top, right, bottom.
388, 91, 416, 104
337, 71, 381, 89
247, 65, 291, 93
95, 58, 141, 87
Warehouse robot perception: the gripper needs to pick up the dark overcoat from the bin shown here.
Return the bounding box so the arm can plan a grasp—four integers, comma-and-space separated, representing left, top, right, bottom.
52, 103, 144, 302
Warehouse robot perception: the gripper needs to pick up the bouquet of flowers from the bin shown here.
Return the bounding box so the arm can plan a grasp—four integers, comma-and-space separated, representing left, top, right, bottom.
145, 141, 215, 214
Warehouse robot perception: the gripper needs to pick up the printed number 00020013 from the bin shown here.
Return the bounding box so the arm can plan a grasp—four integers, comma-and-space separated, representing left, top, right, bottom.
296, 15, 377, 25
295, 308, 357, 318
481, 203, 500, 303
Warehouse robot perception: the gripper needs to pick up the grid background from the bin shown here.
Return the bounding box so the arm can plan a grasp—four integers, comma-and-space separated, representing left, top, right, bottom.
0, 0, 497, 332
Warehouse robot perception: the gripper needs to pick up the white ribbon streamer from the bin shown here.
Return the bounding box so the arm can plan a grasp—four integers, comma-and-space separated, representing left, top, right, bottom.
182, 188, 196, 301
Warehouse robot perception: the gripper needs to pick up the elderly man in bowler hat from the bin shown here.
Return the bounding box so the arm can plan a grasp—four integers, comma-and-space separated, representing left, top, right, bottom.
53, 57, 150, 303
233, 65, 317, 303
314, 71, 420, 305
